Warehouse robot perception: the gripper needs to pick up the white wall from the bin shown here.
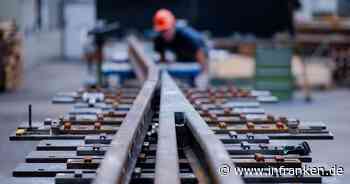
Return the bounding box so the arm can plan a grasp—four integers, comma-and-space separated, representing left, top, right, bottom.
63, 1, 96, 59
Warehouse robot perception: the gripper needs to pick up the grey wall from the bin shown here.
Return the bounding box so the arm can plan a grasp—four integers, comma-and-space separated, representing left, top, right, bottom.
42, 0, 63, 30
0, 0, 20, 22
338, 0, 350, 16
18, 0, 36, 32
0, 0, 63, 32
0, 0, 37, 32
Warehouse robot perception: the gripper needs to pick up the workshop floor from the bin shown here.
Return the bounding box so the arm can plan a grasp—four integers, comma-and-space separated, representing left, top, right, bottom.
0, 31, 86, 183
0, 32, 349, 183
262, 90, 350, 184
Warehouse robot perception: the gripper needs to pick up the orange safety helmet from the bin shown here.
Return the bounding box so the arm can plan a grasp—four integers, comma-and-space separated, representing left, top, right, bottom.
153, 9, 176, 32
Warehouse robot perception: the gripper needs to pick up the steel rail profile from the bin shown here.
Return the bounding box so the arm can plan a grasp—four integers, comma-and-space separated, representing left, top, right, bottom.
95, 36, 243, 184
161, 72, 244, 184
128, 36, 158, 82
93, 37, 160, 184
155, 73, 182, 184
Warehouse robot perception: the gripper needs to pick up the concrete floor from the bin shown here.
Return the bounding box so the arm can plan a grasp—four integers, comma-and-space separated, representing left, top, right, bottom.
0, 32, 86, 183
262, 90, 350, 184
0, 32, 349, 183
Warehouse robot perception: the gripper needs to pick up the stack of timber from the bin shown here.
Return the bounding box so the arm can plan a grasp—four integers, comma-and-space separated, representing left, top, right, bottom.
0, 20, 23, 92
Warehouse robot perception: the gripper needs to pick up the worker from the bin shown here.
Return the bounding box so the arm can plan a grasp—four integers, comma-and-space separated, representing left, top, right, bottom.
153, 9, 209, 75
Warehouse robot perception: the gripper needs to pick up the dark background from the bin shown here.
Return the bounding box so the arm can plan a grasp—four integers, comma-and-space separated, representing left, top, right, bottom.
97, 0, 294, 38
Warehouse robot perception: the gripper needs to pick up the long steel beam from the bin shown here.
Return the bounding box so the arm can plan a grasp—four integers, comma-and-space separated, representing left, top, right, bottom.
128, 36, 158, 82
95, 36, 243, 184
161, 72, 244, 184
93, 37, 160, 184
93, 79, 158, 184
154, 72, 182, 184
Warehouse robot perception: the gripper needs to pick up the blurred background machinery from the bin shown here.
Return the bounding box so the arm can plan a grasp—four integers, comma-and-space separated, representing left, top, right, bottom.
1, 0, 349, 92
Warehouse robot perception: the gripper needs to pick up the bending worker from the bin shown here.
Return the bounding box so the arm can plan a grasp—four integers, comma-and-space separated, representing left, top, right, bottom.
153, 9, 209, 77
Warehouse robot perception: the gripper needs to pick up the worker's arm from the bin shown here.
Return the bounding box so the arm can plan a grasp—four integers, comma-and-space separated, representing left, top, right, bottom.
159, 52, 166, 63
154, 35, 167, 63
196, 48, 208, 73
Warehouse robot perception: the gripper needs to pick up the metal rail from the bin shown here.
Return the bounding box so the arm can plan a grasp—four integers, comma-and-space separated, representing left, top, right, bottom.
128, 36, 158, 82
95, 36, 243, 184
93, 37, 160, 184
155, 73, 182, 184
161, 72, 244, 184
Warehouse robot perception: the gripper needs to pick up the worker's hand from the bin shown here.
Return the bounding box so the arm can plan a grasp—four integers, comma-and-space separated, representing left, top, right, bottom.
196, 72, 209, 88
158, 53, 167, 64
201, 67, 209, 75
159, 58, 172, 64
195, 49, 209, 74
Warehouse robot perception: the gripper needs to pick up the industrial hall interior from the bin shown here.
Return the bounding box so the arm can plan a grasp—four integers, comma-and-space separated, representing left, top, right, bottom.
0, 0, 349, 184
